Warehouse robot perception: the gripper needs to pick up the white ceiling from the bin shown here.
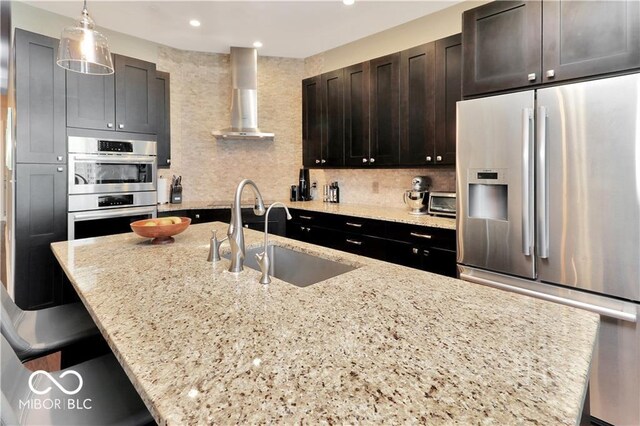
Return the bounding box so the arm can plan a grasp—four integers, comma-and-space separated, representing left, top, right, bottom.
24, 1, 461, 58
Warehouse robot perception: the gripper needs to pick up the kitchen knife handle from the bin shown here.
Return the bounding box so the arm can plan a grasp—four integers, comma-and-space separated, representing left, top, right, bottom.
536, 106, 549, 259
522, 108, 534, 256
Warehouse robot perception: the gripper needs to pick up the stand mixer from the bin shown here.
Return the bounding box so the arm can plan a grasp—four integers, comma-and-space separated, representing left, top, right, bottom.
403, 176, 431, 215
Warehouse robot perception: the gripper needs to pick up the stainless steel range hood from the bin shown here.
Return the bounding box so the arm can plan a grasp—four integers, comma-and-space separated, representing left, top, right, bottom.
212, 47, 274, 141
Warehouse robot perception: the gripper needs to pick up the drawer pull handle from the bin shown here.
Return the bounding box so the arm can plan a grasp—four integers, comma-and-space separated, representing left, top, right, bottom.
346, 222, 362, 228
299, 215, 313, 220
410, 232, 432, 239
346, 239, 362, 246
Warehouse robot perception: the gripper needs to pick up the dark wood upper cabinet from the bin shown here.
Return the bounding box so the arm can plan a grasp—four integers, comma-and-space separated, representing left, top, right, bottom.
66, 69, 115, 131
462, 1, 542, 97
14, 29, 66, 164
114, 54, 157, 134
400, 42, 435, 166
155, 71, 171, 168
15, 164, 67, 309
68, 54, 161, 135
434, 34, 462, 165
369, 52, 400, 166
302, 76, 322, 167
463, 0, 640, 97
542, 0, 640, 83
344, 62, 370, 167
321, 69, 345, 166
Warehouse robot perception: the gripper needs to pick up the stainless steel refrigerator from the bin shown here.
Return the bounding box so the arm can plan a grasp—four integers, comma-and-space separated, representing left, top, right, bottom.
456, 73, 640, 426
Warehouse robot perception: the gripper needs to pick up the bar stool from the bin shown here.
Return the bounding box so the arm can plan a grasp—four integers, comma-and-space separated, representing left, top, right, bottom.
1, 284, 99, 361
1, 335, 153, 425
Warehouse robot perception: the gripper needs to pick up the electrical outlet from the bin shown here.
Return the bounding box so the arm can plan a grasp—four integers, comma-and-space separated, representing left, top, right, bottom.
372, 181, 379, 194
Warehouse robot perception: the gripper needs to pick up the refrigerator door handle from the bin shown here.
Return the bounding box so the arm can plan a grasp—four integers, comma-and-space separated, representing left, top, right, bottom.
460, 272, 638, 323
522, 108, 534, 256
536, 106, 549, 259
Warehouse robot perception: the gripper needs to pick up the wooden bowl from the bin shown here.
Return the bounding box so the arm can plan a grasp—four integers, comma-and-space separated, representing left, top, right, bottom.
130, 217, 191, 245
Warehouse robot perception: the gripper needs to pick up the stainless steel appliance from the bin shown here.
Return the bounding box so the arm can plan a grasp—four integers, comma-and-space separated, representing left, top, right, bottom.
457, 73, 640, 426
403, 176, 430, 215
67, 135, 157, 240
428, 192, 456, 217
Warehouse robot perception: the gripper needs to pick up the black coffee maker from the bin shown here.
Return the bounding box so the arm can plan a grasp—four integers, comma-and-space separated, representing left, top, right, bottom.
298, 168, 310, 201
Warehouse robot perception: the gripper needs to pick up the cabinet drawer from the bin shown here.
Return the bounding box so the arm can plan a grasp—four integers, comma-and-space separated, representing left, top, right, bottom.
289, 209, 340, 229
385, 222, 456, 250
337, 215, 384, 236
341, 233, 386, 260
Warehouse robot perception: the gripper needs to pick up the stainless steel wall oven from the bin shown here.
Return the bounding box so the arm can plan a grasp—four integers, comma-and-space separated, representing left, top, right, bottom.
67, 135, 157, 240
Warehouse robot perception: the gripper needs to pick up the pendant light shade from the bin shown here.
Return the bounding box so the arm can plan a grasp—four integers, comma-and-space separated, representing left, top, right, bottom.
57, 1, 113, 75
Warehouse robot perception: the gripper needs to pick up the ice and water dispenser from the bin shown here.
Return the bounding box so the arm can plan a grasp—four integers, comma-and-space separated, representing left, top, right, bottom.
467, 169, 508, 221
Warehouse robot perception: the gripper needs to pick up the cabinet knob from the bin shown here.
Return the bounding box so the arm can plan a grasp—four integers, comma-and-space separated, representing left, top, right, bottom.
546, 69, 555, 78
56, 156, 63, 162
321, 159, 326, 164
426, 156, 432, 162
436, 155, 442, 162
369, 158, 375, 163
57, 167, 64, 172
362, 158, 368, 163
527, 73, 536, 82
107, 123, 113, 128
315, 159, 320, 164
167, 158, 171, 164
118, 124, 124, 129
412, 248, 419, 254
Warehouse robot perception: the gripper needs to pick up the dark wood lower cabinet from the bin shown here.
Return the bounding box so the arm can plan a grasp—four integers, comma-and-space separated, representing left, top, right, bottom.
15, 164, 67, 309
286, 209, 457, 278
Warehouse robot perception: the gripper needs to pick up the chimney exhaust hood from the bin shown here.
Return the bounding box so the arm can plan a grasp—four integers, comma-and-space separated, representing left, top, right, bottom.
212, 47, 275, 141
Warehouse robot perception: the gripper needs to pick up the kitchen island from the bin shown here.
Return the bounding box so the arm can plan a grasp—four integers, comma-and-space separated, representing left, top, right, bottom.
51, 222, 598, 425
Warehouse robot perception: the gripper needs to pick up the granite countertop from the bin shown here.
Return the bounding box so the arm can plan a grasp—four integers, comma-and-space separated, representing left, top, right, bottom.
158, 200, 456, 230
51, 223, 598, 425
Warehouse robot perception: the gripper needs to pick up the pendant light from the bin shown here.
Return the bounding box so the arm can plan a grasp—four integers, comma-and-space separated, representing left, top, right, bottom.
57, 0, 114, 75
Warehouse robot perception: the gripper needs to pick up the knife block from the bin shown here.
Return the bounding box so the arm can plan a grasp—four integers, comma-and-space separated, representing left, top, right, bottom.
170, 185, 182, 204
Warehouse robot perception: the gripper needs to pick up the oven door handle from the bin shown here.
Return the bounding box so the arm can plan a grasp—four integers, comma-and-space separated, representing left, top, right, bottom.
70, 155, 157, 164
71, 206, 157, 222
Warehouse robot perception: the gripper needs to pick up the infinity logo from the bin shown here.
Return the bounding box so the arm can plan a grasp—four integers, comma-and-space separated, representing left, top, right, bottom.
28, 370, 83, 396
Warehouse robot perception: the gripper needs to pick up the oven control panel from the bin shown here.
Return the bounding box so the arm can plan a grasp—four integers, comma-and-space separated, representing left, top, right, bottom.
98, 194, 134, 208
99, 140, 133, 153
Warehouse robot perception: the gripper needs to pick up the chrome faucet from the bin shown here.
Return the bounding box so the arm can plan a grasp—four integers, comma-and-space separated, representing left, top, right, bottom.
227, 179, 266, 273
256, 202, 292, 284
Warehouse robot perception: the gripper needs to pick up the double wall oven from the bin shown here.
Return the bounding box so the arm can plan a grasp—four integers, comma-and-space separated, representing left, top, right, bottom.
67, 134, 157, 240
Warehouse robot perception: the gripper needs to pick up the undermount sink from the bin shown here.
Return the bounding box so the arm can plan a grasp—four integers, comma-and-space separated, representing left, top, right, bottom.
224, 245, 357, 287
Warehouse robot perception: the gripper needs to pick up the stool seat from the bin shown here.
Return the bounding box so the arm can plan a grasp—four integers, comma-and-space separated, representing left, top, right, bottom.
1, 335, 153, 426
1, 285, 99, 361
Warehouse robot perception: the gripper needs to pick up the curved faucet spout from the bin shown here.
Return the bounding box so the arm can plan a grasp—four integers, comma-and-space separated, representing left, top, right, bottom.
227, 179, 266, 273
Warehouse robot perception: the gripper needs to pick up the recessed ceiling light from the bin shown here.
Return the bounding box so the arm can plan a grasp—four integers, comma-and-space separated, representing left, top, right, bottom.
343, 0, 355, 5
253, 41, 263, 48
189, 19, 201, 27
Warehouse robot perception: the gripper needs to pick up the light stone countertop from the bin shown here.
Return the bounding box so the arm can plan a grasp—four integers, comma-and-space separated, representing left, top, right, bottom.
158, 200, 456, 230
51, 223, 598, 425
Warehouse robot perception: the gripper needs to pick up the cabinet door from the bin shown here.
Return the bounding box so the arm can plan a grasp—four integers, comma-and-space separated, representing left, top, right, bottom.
155, 71, 171, 168
66, 70, 115, 131
321, 69, 345, 166
400, 43, 435, 166
15, 164, 67, 309
14, 29, 66, 164
302, 76, 322, 167
369, 53, 400, 166
114, 55, 157, 134
434, 34, 462, 166
542, 0, 640, 83
344, 62, 370, 167
462, 1, 542, 97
